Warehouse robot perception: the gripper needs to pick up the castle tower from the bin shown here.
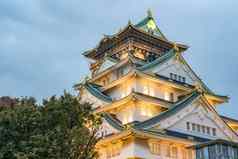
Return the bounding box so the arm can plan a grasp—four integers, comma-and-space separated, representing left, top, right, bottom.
75, 11, 238, 159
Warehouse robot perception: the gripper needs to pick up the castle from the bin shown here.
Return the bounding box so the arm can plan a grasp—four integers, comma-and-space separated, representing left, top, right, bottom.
75, 11, 238, 159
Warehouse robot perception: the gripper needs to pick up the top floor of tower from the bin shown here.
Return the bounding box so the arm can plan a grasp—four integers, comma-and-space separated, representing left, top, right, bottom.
83, 10, 188, 77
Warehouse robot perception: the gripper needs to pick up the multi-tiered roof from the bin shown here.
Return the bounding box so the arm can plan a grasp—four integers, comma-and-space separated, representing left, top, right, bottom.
75, 10, 238, 159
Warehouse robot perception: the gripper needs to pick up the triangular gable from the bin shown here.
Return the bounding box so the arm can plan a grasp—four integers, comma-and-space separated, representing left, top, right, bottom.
145, 53, 198, 86
166, 106, 231, 140
96, 57, 117, 75
134, 10, 167, 40
152, 95, 238, 142
134, 92, 238, 141
138, 49, 176, 71
139, 49, 223, 98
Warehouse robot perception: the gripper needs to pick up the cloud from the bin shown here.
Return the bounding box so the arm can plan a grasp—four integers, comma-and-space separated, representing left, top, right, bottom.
0, 0, 237, 118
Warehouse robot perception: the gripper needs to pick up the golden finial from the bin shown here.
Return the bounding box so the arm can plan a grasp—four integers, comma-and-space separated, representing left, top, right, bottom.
194, 82, 203, 93
147, 9, 153, 18
173, 43, 180, 52
128, 20, 132, 25
173, 43, 181, 61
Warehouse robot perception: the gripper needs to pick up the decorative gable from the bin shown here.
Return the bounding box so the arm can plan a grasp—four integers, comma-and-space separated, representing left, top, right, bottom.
96, 57, 117, 75
149, 56, 197, 85
157, 98, 238, 142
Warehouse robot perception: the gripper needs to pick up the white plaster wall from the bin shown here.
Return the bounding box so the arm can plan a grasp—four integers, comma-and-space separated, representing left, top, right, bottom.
135, 77, 183, 102
104, 141, 134, 159
116, 138, 193, 159
116, 102, 162, 124
106, 78, 135, 100
134, 103, 162, 122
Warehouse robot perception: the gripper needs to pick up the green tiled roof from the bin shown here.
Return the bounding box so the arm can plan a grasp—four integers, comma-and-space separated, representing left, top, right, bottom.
134, 10, 167, 40
102, 113, 124, 131
137, 48, 176, 71
84, 83, 112, 102
137, 129, 210, 143
188, 139, 238, 149
137, 49, 227, 100
135, 91, 201, 129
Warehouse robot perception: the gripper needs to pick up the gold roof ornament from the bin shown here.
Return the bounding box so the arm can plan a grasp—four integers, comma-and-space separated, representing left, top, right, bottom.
194, 82, 204, 93
128, 20, 132, 26
174, 43, 181, 60
147, 9, 153, 18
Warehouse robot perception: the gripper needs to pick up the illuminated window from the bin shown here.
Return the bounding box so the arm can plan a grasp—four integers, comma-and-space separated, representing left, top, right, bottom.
150, 142, 161, 155
105, 144, 121, 159
188, 149, 193, 159
165, 145, 171, 157
172, 146, 178, 158
149, 87, 155, 96
140, 105, 152, 117
164, 92, 174, 102
164, 92, 170, 101
182, 148, 187, 159
143, 85, 149, 95
106, 147, 114, 159
170, 93, 174, 102
122, 111, 133, 124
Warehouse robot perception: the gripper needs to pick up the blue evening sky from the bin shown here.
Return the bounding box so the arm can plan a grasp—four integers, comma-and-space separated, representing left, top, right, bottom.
0, 1, 237, 118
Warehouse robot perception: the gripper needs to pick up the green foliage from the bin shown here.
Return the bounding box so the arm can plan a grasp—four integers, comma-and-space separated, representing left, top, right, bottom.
0, 92, 101, 159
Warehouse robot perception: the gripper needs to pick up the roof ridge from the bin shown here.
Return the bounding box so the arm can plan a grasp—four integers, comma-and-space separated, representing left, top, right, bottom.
102, 112, 124, 131
84, 82, 112, 102
138, 48, 176, 71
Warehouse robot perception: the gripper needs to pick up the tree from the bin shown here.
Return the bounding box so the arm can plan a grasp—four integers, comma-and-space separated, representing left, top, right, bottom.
0, 96, 18, 108
0, 92, 101, 159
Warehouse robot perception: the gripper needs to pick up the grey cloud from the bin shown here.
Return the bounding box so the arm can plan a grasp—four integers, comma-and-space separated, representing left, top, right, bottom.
0, 0, 237, 118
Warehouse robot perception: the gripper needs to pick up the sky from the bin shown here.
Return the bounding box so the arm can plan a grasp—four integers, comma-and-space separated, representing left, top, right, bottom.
0, 0, 238, 118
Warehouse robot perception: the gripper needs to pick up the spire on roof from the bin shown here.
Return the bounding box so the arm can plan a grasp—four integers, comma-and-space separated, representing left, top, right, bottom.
134, 10, 167, 40
147, 9, 153, 18
128, 19, 132, 25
